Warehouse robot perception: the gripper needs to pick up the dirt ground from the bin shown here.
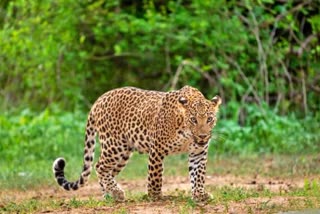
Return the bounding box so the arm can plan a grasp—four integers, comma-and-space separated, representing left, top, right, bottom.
1, 174, 317, 214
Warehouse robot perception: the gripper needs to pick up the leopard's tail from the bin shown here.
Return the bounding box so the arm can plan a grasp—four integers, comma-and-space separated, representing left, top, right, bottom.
52, 112, 96, 191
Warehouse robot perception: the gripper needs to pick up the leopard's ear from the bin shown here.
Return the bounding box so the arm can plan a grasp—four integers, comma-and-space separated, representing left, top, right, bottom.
211, 95, 221, 107
178, 96, 188, 106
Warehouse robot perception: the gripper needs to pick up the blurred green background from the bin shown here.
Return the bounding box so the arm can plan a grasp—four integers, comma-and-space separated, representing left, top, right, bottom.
0, 0, 319, 189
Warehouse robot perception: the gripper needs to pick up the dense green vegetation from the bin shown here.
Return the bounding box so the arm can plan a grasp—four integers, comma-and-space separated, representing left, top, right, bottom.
0, 0, 319, 191
1, 0, 319, 111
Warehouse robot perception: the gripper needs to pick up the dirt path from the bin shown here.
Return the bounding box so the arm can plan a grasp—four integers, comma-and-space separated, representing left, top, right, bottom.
1, 174, 305, 202
1, 174, 315, 213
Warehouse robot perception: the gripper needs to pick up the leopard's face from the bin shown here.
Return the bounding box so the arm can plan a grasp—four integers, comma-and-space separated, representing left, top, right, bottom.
178, 95, 221, 146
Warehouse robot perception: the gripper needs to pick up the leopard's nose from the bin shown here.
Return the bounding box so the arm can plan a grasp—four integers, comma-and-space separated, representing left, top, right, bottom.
198, 134, 208, 139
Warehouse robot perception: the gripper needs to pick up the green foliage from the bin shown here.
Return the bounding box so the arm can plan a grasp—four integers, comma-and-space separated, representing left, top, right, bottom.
0, 108, 86, 162
0, 0, 85, 110
212, 103, 320, 154
0, 108, 87, 188
0, 0, 319, 114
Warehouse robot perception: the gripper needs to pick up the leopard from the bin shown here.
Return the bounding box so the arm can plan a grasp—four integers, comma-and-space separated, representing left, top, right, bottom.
52, 85, 221, 202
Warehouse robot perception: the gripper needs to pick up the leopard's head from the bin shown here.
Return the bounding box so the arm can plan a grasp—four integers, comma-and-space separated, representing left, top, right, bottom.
178, 86, 222, 146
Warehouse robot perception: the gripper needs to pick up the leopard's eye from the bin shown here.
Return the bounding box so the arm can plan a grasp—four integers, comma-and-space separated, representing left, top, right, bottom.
207, 117, 214, 123
190, 117, 197, 124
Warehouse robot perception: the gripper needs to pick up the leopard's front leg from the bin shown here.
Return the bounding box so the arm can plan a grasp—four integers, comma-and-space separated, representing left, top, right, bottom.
147, 147, 165, 200
188, 146, 211, 202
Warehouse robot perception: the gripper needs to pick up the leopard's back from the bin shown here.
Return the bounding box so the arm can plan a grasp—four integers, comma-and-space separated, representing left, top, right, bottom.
91, 87, 165, 152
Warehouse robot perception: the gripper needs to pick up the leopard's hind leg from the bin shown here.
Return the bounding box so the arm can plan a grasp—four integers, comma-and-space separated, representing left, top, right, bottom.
95, 136, 133, 201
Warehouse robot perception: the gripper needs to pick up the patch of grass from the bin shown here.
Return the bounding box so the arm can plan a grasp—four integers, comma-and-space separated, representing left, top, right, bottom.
120, 153, 190, 179
207, 154, 320, 178
291, 179, 320, 198
120, 153, 320, 184
1, 199, 42, 213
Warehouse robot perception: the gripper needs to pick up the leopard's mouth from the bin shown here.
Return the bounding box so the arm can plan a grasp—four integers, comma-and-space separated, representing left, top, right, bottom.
193, 138, 208, 146
196, 141, 208, 146
192, 134, 210, 146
